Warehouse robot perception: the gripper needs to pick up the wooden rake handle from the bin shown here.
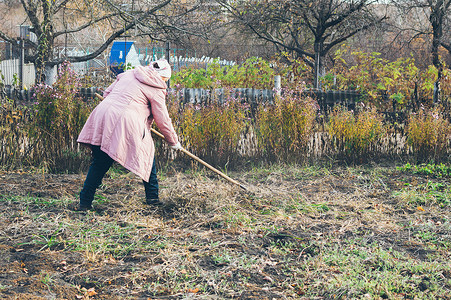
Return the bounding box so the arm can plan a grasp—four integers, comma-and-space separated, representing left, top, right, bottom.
149, 128, 247, 190
94, 93, 247, 190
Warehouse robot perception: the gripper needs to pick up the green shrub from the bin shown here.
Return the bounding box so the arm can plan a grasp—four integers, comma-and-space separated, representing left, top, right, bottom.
406, 107, 451, 162
328, 105, 385, 162
327, 46, 451, 109
172, 55, 314, 90
275, 52, 314, 89
172, 57, 275, 89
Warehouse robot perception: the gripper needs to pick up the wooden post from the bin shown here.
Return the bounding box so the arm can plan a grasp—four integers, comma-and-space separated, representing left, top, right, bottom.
165, 41, 171, 88
19, 39, 24, 90
274, 75, 281, 96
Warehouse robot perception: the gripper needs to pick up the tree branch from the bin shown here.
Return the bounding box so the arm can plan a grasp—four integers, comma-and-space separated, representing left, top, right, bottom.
247, 21, 314, 59
20, 0, 42, 37
324, 1, 367, 29
51, 22, 136, 66
54, 0, 71, 13
53, 13, 120, 38
441, 41, 451, 53
0, 31, 16, 44
323, 16, 388, 53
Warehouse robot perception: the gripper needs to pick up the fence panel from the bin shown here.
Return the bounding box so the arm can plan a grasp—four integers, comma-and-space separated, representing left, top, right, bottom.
303, 89, 361, 112
1, 85, 362, 110
0, 85, 426, 135
0, 59, 35, 87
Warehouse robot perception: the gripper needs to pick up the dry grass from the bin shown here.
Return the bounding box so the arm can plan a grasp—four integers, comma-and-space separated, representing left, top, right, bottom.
0, 162, 449, 299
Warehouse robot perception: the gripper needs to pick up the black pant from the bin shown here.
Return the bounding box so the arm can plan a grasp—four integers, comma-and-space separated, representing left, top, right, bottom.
79, 145, 159, 207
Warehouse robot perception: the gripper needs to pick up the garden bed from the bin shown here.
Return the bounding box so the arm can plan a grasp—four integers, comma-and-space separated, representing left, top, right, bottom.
0, 162, 449, 299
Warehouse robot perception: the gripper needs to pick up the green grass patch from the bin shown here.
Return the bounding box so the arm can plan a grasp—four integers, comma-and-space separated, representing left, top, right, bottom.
0, 195, 69, 207
301, 239, 451, 299
393, 180, 451, 208
398, 163, 451, 178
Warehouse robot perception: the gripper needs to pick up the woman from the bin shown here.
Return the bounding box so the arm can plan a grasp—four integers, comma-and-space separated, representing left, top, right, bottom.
75, 59, 181, 211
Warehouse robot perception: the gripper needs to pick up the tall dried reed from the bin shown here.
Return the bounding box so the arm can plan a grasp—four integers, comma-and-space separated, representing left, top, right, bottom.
406, 106, 451, 162
26, 61, 96, 172
255, 90, 318, 162
175, 91, 249, 167
0, 101, 29, 169
328, 105, 385, 162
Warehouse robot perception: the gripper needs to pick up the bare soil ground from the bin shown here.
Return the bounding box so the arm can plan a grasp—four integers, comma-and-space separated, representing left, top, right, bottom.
0, 162, 449, 299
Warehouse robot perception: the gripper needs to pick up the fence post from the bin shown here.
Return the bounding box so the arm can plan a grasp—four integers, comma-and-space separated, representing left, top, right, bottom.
274, 75, 281, 96
19, 40, 24, 90
166, 42, 171, 88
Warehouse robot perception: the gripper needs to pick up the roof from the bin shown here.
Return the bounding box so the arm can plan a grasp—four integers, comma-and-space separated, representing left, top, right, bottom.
109, 41, 135, 65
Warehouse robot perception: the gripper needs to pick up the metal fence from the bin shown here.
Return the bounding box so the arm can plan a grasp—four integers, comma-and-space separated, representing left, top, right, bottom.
0, 86, 103, 104
1, 85, 361, 112
169, 56, 236, 72
176, 88, 274, 104
303, 89, 362, 112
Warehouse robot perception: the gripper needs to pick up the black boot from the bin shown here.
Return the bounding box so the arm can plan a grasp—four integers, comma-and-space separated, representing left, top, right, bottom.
68, 203, 93, 212
146, 198, 164, 206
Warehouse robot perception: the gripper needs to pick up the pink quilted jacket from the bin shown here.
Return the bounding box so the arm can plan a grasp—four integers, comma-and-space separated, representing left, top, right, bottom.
77, 66, 179, 181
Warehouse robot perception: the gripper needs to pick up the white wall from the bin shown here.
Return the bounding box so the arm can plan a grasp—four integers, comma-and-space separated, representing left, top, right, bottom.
126, 44, 142, 67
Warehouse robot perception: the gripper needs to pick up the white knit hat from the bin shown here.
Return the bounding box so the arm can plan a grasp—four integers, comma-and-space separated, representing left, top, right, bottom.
152, 59, 171, 79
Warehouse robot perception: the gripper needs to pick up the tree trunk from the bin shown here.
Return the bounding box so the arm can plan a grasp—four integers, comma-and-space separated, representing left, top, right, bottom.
314, 42, 325, 89
430, 6, 444, 103
44, 64, 57, 85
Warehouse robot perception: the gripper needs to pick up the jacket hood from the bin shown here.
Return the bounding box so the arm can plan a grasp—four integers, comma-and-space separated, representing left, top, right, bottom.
134, 66, 167, 89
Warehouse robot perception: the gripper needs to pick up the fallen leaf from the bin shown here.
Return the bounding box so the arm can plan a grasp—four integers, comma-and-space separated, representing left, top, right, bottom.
417, 206, 425, 211
87, 288, 97, 296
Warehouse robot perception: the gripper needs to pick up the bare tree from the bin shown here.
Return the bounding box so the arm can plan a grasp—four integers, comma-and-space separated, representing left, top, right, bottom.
218, 0, 386, 88
441, 7, 451, 56
0, 0, 203, 84
394, 0, 451, 66
166, 2, 275, 62
391, 0, 451, 101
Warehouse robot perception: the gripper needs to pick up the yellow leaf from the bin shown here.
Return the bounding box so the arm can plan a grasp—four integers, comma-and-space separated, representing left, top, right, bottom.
417, 206, 425, 211
87, 288, 97, 296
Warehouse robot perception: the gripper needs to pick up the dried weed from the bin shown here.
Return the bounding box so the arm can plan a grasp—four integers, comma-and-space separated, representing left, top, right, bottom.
0, 164, 449, 299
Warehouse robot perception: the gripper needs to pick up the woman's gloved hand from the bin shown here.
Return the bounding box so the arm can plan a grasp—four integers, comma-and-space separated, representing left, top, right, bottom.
169, 142, 182, 151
